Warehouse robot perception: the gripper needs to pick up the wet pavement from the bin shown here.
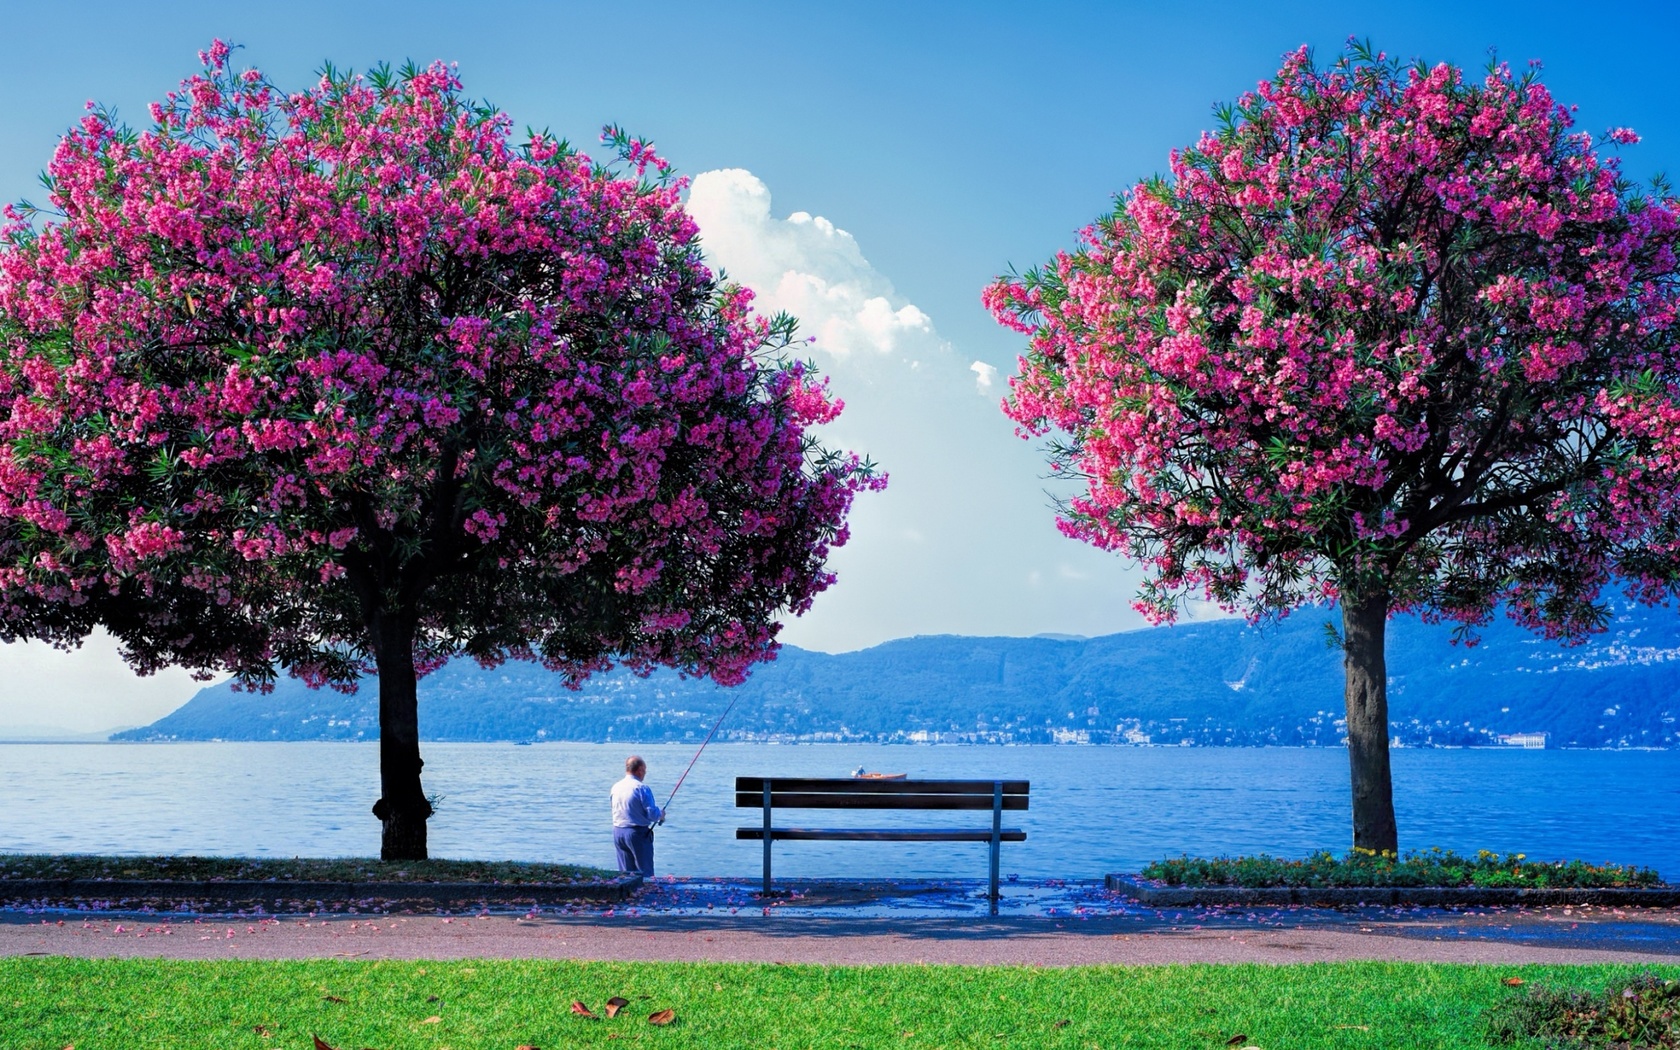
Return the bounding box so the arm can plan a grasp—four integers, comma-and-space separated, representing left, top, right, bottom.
3, 877, 1679, 965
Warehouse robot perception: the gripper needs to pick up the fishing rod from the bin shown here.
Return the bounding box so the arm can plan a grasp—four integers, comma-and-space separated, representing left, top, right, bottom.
660, 693, 741, 819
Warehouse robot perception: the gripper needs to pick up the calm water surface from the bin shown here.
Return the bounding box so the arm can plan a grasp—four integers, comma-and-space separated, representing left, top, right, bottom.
2, 743, 1676, 879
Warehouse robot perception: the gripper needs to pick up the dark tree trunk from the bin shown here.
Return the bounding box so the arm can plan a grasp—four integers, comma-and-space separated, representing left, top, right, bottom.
1342, 590, 1399, 855
369, 609, 430, 861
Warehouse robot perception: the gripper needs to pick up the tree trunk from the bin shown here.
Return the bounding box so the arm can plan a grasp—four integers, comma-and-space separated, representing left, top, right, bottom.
1342, 590, 1398, 855
369, 610, 430, 861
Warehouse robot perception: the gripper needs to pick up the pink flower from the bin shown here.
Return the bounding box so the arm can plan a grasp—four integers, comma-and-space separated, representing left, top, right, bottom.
988, 39, 1680, 641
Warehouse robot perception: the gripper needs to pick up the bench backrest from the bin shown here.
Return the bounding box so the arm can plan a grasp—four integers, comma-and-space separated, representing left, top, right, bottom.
734, 777, 1029, 811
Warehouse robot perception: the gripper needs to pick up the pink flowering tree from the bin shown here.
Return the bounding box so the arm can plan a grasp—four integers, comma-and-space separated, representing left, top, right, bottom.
988, 43, 1680, 853
0, 45, 880, 859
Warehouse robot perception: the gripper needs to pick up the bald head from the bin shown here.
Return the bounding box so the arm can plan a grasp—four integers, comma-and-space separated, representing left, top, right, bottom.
626, 755, 646, 777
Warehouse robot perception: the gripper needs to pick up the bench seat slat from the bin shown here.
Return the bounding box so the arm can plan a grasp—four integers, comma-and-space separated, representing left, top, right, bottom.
737, 827, 1026, 842
735, 777, 1029, 796
735, 792, 1029, 811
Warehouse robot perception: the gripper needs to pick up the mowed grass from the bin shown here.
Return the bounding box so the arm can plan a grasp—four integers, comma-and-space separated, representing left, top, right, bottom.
4, 958, 1675, 1049
0, 854, 615, 885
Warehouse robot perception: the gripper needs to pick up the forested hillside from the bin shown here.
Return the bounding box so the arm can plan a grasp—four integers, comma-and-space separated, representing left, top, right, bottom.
117, 602, 1680, 748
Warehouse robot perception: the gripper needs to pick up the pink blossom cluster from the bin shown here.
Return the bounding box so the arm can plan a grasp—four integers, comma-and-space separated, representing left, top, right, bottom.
987, 43, 1680, 637
0, 44, 880, 687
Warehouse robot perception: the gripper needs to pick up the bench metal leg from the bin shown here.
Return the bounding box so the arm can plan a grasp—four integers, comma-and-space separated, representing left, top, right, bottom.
762, 783, 773, 896
989, 781, 1002, 916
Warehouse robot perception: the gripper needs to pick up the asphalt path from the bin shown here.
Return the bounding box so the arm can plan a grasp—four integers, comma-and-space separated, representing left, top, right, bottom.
5, 905, 1680, 966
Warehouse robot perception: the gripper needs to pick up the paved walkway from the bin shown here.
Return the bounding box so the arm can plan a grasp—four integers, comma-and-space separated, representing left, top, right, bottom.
5, 879, 1679, 966
5, 909, 1680, 966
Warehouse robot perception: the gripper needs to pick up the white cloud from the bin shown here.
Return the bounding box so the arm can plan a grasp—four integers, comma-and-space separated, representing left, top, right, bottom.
688, 170, 935, 358
0, 629, 214, 735
683, 169, 1151, 652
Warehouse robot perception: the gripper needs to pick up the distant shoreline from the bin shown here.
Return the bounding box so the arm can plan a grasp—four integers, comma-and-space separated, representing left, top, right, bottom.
4, 739, 1676, 752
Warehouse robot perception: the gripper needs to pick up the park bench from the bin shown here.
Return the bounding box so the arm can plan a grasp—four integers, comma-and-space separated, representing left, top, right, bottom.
735, 777, 1029, 914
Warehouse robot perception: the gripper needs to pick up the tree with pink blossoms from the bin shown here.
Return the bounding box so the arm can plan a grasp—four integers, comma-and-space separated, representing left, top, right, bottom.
0, 45, 880, 860
988, 42, 1680, 853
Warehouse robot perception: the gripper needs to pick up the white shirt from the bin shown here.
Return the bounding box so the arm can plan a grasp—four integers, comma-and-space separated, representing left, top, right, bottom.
611, 773, 664, 828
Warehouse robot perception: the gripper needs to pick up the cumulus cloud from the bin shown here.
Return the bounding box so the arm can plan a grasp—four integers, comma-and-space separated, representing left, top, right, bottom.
685, 169, 1147, 652
687, 170, 938, 359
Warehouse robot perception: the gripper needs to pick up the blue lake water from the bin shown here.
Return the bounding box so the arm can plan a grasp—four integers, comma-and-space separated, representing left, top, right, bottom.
2, 742, 1677, 880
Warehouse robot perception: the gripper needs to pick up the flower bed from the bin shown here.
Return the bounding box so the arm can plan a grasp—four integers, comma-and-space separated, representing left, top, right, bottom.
1140, 849, 1662, 890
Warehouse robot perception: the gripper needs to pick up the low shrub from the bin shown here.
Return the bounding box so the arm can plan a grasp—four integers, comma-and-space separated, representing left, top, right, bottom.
1140, 848, 1661, 889
1485, 971, 1680, 1048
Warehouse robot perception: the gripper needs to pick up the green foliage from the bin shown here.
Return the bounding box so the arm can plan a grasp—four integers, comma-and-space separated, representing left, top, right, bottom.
5, 959, 1669, 1049
1141, 849, 1662, 889
1486, 971, 1680, 1048
0, 854, 612, 884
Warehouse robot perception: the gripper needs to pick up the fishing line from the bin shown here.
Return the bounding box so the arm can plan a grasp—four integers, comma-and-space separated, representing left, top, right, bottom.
662, 692, 741, 814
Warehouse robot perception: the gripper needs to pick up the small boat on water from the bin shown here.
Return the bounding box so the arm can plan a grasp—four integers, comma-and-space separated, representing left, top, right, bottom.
850, 767, 907, 780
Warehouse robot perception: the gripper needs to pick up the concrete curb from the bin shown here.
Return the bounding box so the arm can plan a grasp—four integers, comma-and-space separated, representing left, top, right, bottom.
1105, 873, 1680, 907
0, 875, 642, 911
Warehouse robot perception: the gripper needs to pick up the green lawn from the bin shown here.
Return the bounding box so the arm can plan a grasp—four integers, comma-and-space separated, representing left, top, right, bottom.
3, 958, 1670, 1049
0, 855, 615, 885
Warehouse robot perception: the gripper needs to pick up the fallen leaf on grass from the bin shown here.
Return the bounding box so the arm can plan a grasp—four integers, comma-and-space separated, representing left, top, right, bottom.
421, 1016, 441, 1024
252, 1026, 273, 1038
570, 1001, 597, 1018
1501, 977, 1525, 987
323, 995, 347, 1004
605, 997, 630, 1018
1053, 1020, 1070, 1029
1226, 1037, 1249, 1047
648, 1008, 676, 1026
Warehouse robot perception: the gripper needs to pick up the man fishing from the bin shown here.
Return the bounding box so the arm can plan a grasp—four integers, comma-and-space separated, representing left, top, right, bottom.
609, 700, 738, 878
610, 755, 665, 877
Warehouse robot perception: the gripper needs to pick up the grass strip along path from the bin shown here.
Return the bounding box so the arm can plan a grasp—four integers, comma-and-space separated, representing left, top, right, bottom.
0, 855, 614, 885
5, 958, 1677, 1049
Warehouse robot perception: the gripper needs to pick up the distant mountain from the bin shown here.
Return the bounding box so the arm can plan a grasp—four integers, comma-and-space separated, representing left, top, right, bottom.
1, 724, 135, 742
115, 602, 1680, 748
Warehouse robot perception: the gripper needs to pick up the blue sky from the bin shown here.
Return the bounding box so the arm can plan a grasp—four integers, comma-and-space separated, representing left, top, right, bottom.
0, 0, 1675, 730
